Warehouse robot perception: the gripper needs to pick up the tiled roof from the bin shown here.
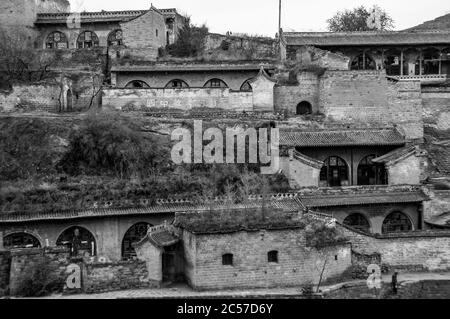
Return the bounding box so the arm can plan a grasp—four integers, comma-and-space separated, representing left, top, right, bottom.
35, 8, 178, 24
111, 63, 276, 72
148, 229, 179, 247
283, 31, 450, 47
372, 146, 419, 165
429, 145, 450, 176
0, 195, 303, 223
301, 190, 429, 208
425, 212, 450, 228
279, 128, 405, 147
174, 210, 307, 234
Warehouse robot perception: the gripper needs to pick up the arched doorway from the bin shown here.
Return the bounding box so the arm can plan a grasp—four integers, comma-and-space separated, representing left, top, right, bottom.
320, 156, 349, 187
122, 222, 151, 260
357, 155, 388, 185
343, 213, 371, 233
3, 233, 41, 249
382, 212, 413, 234
296, 101, 312, 115
56, 226, 96, 257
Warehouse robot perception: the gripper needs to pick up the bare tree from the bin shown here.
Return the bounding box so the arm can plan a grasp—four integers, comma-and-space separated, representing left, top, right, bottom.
0, 28, 55, 87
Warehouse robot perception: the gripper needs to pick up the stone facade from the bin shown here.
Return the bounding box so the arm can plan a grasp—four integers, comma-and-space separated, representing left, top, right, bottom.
340, 225, 450, 271
181, 228, 352, 290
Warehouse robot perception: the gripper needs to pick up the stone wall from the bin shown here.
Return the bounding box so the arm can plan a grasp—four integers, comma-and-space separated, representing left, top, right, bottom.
8, 247, 70, 296
83, 260, 156, 293
183, 228, 352, 290
102, 88, 253, 112
0, 83, 61, 112
339, 225, 450, 271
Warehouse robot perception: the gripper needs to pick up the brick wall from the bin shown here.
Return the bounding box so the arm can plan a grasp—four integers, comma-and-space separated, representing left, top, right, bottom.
135, 239, 163, 284
388, 155, 422, 185
423, 188, 450, 220
339, 225, 450, 271
102, 88, 253, 112
396, 280, 450, 299
82, 261, 156, 294
120, 9, 166, 49
184, 229, 352, 290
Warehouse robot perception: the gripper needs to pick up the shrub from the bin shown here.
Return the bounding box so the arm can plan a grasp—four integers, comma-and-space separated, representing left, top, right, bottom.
15, 257, 64, 297
59, 112, 169, 178
166, 16, 209, 57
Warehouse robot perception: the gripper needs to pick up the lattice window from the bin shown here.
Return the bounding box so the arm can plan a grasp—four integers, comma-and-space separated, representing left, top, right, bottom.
125, 80, 150, 88
3, 233, 41, 249
165, 79, 189, 89
56, 226, 96, 257
204, 79, 228, 88
45, 31, 68, 49
343, 213, 371, 233
122, 223, 151, 260
240, 80, 253, 92
382, 212, 413, 234
320, 156, 349, 187
77, 31, 100, 49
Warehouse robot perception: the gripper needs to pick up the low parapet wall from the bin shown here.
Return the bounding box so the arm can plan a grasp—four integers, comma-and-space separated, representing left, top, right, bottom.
339, 224, 450, 271
102, 87, 253, 112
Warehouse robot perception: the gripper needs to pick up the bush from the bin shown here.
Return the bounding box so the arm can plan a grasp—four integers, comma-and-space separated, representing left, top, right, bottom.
59, 112, 169, 178
166, 16, 209, 57
15, 257, 64, 297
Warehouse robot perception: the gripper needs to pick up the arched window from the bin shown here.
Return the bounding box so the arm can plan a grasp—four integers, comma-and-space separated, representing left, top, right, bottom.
204, 79, 228, 88
343, 213, 371, 233
107, 29, 123, 46
125, 80, 150, 89
296, 101, 312, 115
222, 254, 233, 266
77, 31, 99, 49
268, 251, 279, 263
320, 156, 349, 187
3, 233, 41, 249
165, 79, 189, 89
56, 226, 96, 257
357, 154, 388, 186
382, 212, 413, 234
122, 222, 151, 260
351, 53, 376, 70
45, 31, 68, 49
240, 79, 253, 92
